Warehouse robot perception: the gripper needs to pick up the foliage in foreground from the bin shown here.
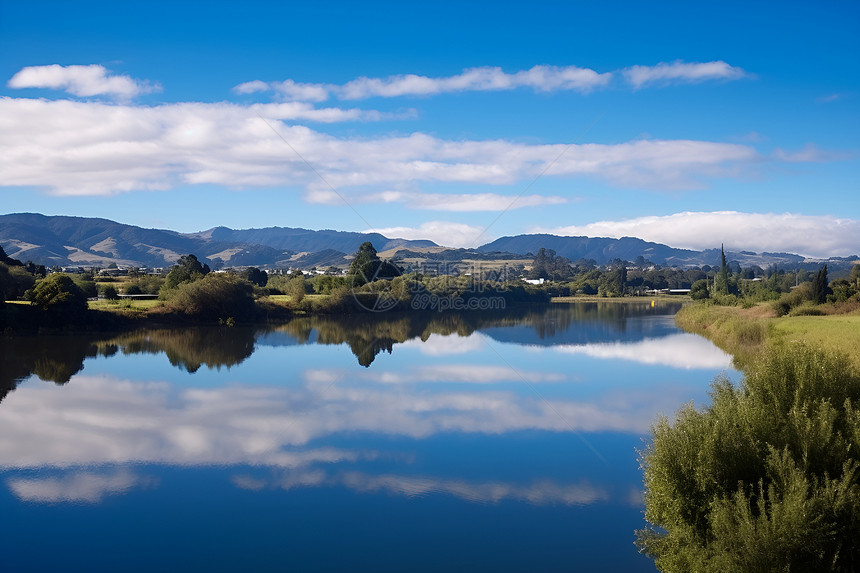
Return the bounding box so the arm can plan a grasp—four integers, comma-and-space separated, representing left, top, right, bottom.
637, 343, 860, 571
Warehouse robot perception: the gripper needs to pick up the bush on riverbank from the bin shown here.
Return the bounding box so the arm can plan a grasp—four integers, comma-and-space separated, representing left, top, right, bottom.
157, 273, 258, 323
637, 342, 860, 572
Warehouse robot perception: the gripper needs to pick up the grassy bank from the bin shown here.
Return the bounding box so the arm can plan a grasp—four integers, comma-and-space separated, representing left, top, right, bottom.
675, 302, 860, 369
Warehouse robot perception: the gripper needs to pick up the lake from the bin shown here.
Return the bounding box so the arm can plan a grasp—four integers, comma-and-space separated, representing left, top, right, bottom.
0, 302, 736, 572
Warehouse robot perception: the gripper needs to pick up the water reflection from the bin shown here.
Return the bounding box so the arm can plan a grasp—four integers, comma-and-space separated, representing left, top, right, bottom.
0, 301, 689, 394
0, 302, 728, 572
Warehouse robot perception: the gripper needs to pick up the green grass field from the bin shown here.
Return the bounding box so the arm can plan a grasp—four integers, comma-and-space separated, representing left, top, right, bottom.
88, 298, 163, 310
675, 302, 860, 369
771, 314, 860, 362
267, 294, 328, 305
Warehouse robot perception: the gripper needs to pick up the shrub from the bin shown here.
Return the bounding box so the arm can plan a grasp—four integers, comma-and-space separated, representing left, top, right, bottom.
27, 273, 89, 322
637, 343, 860, 572
73, 278, 98, 298
125, 284, 143, 295
161, 273, 257, 322
101, 285, 119, 300
690, 279, 710, 300
0, 262, 36, 300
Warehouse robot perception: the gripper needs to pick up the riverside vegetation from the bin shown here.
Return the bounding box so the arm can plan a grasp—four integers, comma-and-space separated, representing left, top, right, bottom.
4, 240, 860, 570
637, 253, 860, 571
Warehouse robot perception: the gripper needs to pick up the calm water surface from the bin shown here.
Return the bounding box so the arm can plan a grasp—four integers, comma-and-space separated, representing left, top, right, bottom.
0, 302, 736, 572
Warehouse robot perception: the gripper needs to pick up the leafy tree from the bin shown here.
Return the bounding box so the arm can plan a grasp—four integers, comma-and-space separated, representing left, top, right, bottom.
850, 264, 860, 289
690, 279, 710, 300
347, 242, 399, 285
73, 277, 98, 298
125, 284, 143, 295
286, 275, 306, 304
0, 262, 36, 300
27, 273, 88, 321
101, 285, 119, 300
163, 254, 211, 291
637, 344, 860, 571
529, 248, 573, 281
241, 266, 268, 287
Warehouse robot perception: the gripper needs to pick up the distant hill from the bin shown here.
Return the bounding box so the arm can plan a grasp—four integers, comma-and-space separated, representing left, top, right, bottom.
0, 213, 436, 269
478, 234, 699, 265
477, 233, 835, 269
1, 213, 855, 273
190, 226, 435, 254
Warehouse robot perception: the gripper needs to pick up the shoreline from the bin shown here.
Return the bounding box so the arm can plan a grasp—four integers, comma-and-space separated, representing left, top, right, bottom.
673, 301, 860, 370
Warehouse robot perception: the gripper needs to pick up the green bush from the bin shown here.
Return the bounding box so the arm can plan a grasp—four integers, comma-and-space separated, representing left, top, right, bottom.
161, 273, 257, 322
101, 285, 119, 300
690, 279, 710, 300
637, 343, 860, 571
0, 262, 36, 300
73, 278, 98, 298
125, 284, 143, 295
27, 273, 89, 322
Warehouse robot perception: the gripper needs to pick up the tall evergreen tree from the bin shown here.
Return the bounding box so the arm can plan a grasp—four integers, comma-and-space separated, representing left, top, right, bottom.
810, 264, 830, 304
718, 244, 729, 294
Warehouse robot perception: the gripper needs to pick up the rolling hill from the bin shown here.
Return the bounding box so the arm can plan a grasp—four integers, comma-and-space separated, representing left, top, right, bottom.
0, 213, 855, 272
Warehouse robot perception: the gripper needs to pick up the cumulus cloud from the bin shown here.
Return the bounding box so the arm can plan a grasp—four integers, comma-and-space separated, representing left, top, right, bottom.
541, 211, 860, 258
7, 64, 159, 99
623, 60, 749, 89
0, 97, 765, 196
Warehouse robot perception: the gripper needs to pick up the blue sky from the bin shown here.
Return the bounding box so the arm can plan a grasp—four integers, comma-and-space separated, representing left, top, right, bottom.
1, 0, 858, 256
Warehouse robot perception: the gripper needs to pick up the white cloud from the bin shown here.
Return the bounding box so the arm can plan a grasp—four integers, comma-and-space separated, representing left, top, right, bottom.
7, 470, 152, 503
556, 334, 732, 370
338, 65, 612, 99
772, 143, 853, 163
399, 333, 486, 355
0, 97, 766, 197
272, 79, 332, 102
0, 361, 709, 471
230, 469, 608, 506
361, 190, 568, 211
623, 60, 749, 89
7, 64, 159, 99
237, 65, 613, 102
368, 222, 488, 248
310, 364, 567, 385
233, 79, 270, 94
338, 472, 606, 505
239, 61, 748, 101
541, 211, 860, 258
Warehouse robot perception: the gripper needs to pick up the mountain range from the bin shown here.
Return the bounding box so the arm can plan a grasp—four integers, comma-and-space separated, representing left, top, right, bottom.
0, 213, 856, 272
